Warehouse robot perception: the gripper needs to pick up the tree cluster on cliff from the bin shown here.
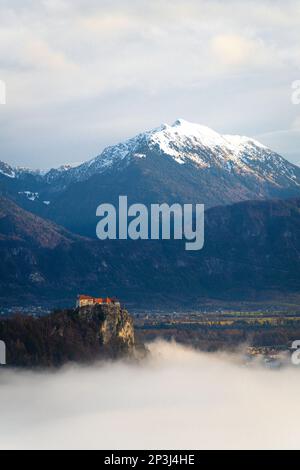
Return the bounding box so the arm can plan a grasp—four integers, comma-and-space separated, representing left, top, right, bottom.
0, 305, 135, 367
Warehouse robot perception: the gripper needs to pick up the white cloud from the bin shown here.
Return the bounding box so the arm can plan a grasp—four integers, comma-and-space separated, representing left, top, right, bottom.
0, 0, 300, 168
0, 341, 299, 450
211, 34, 276, 69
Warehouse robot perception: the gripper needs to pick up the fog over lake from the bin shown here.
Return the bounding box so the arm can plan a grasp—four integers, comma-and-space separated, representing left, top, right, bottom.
0, 341, 299, 450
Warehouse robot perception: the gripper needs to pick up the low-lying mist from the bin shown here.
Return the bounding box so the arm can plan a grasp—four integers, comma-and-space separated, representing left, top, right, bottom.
0, 341, 299, 450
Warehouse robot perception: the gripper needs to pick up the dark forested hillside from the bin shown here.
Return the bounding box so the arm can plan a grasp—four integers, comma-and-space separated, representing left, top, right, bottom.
0, 303, 135, 367
1, 196, 300, 307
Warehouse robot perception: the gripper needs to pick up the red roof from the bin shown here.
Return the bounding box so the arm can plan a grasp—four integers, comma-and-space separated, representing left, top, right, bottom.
78, 295, 116, 303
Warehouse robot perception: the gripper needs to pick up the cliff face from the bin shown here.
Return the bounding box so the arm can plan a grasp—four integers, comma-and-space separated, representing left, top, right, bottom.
78, 303, 135, 354
0, 304, 135, 367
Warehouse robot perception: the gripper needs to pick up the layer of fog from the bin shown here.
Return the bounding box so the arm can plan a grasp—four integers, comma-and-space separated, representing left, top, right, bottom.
0, 340, 299, 450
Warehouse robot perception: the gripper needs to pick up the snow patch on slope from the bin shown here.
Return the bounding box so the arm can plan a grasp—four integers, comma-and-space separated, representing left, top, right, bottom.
224, 134, 268, 151
0, 168, 15, 178
18, 191, 39, 201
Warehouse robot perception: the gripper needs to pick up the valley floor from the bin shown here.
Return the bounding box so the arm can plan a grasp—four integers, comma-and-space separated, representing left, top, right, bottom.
134, 310, 300, 359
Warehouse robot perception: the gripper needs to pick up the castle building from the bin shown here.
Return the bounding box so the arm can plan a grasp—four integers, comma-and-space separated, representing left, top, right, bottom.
76, 295, 120, 308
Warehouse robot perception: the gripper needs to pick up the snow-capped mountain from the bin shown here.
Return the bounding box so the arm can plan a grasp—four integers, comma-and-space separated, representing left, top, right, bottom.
0, 160, 44, 179
59, 118, 300, 188
44, 163, 82, 184
1, 119, 300, 237
0, 160, 17, 179
1, 119, 299, 187
0, 161, 79, 181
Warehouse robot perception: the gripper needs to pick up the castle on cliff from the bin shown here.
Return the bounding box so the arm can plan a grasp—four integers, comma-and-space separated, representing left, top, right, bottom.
76, 294, 120, 308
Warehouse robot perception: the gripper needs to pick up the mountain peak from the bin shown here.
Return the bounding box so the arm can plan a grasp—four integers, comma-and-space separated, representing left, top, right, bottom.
1, 121, 300, 243
41, 119, 298, 186
1, 120, 299, 197
153, 119, 270, 155
172, 118, 215, 132
155, 118, 226, 147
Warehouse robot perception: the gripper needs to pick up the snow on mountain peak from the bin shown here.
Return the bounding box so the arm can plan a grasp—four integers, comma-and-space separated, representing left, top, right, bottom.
0, 161, 16, 178
145, 119, 252, 168
1, 120, 296, 188
151, 118, 227, 149
172, 118, 225, 144
57, 163, 82, 171
66, 119, 290, 181
152, 119, 271, 156
224, 134, 268, 151
144, 119, 230, 166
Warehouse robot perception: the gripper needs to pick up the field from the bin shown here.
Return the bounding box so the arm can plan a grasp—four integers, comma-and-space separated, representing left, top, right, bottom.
134, 310, 300, 353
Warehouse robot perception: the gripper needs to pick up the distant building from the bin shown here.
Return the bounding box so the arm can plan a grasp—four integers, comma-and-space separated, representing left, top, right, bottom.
76, 295, 120, 308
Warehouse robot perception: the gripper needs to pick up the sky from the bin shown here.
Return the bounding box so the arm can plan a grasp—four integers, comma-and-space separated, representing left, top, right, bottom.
0, 0, 300, 169
0, 341, 299, 450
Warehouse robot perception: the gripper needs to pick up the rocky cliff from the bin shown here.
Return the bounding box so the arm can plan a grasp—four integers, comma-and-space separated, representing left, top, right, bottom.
0, 303, 136, 367
77, 303, 135, 355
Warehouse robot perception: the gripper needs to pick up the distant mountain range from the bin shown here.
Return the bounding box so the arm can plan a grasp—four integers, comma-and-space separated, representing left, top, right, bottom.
1, 196, 300, 307
1, 119, 300, 237
1, 119, 300, 307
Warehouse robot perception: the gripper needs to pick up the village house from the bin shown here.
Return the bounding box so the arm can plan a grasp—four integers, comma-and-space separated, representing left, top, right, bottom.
76, 295, 120, 308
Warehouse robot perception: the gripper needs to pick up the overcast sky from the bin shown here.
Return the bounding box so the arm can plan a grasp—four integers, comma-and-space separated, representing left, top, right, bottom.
0, 0, 300, 169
